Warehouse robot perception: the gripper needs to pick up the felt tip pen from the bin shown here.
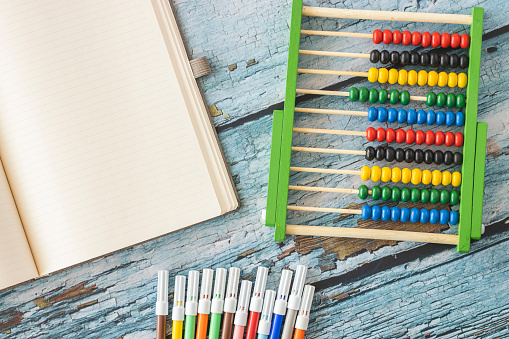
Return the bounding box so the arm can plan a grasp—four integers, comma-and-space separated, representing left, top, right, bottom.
246, 267, 269, 339
292, 285, 315, 339
156, 270, 169, 339
209, 268, 227, 339
196, 268, 213, 339
184, 270, 199, 339
221, 267, 241, 339
256, 290, 276, 339
233, 280, 253, 339
280, 265, 307, 339
268, 269, 293, 339
172, 275, 186, 339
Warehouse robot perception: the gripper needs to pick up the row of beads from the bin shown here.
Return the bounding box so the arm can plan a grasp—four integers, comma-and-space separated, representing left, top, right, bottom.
365, 146, 463, 166
368, 68, 468, 88
360, 166, 462, 186
366, 128, 464, 147
372, 30, 470, 49
426, 92, 466, 108
358, 185, 460, 205
361, 205, 459, 225
370, 50, 469, 69
367, 107, 465, 127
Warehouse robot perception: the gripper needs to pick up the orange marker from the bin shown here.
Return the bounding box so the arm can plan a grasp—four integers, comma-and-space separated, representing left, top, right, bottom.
292, 285, 314, 339
196, 269, 213, 339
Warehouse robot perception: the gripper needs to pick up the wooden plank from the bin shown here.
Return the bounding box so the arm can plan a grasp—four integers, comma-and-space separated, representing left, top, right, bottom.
471, 122, 488, 239
265, 110, 284, 227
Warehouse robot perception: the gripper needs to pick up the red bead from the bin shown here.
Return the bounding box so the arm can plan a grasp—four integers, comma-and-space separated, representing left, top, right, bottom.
402, 30, 412, 46
455, 132, 464, 147
450, 33, 461, 48
431, 32, 441, 48
444, 132, 455, 146
411, 31, 422, 46
460, 34, 470, 49
421, 32, 431, 47
396, 129, 406, 143
393, 30, 402, 45
435, 131, 445, 146
366, 127, 376, 141
425, 130, 435, 146
383, 29, 392, 44
415, 130, 426, 145
386, 128, 396, 143
376, 128, 386, 142
373, 29, 383, 44
405, 129, 416, 144
441, 33, 451, 48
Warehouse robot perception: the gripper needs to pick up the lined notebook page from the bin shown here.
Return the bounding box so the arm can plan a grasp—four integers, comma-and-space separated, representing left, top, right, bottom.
0, 0, 221, 275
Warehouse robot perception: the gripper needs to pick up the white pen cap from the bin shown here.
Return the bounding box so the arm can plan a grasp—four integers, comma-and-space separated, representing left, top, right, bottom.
185, 270, 199, 316
211, 268, 227, 314
224, 267, 241, 313
288, 265, 307, 310
273, 269, 292, 316
257, 290, 276, 335
198, 268, 214, 315
234, 280, 252, 326
295, 285, 315, 331
172, 275, 186, 321
249, 267, 268, 312
156, 270, 169, 316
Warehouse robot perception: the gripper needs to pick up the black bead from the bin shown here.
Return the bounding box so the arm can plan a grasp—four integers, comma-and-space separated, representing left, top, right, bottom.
390, 51, 400, 64
414, 149, 424, 164
439, 54, 450, 67
430, 53, 439, 67
404, 148, 415, 163
443, 151, 454, 165
410, 52, 420, 65
453, 152, 463, 165
434, 150, 444, 165
370, 50, 380, 63
365, 146, 376, 161
395, 148, 405, 162
400, 51, 410, 66
380, 50, 390, 64
376, 146, 386, 161
420, 53, 429, 66
459, 54, 469, 69
385, 147, 395, 162
449, 54, 459, 68
424, 150, 434, 164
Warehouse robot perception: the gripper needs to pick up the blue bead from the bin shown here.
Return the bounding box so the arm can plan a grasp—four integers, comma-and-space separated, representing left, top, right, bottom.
455, 111, 465, 127
446, 111, 455, 126
361, 205, 371, 220
417, 110, 427, 124
407, 109, 417, 124
372, 205, 382, 221
388, 108, 398, 123
449, 210, 459, 225
367, 107, 377, 122
381, 206, 391, 221
378, 107, 388, 122
440, 210, 450, 225
390, 207, 401, 222
426, 110, 436, 125
400, 207, 410, 223
436, 111, 446, 125
429, 209, 440, 224
397, 109, 407, 123
410, 208, 420, 223
420, 208, 430, 223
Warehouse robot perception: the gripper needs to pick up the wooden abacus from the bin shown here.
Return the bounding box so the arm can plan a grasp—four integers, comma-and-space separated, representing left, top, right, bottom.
265, 0, 487, 253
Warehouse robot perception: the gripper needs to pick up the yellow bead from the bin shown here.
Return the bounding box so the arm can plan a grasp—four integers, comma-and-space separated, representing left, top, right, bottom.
417, 70, 428, 86
408, 70, 418, 86
378, 68, 389, 84
388, 69, 399, 84
398, 69, 408, 85
432, 170, 442, 186
411, 168, 422, 185
452, 172, 462, 187
381, 167, 392, 182
391, 167, 402, 183
442, 171, 452, 186
371, 166, 382, 182
458, 73, 468, 88
368, 68, 379, 83
401, 168, 412, 184
438, 72, 448, 87
427, 71, 438, 87
360, 166, 371, 181
422, 170, 432, 185
448, 72, 458, 88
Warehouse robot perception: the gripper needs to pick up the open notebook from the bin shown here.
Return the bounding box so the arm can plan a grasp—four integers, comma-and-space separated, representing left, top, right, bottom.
0, 0, 238, 290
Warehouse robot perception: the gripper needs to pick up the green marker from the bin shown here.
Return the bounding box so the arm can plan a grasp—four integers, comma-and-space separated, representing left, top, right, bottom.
209, 268, 227, 339
184, 270, 199, 339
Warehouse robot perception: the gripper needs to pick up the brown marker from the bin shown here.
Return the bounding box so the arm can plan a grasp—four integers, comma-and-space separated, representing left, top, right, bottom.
221, 267, 241, 339
156, 270, 169, 339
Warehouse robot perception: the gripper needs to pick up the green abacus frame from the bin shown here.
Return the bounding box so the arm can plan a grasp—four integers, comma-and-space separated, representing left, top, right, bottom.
265, 0, 487, 253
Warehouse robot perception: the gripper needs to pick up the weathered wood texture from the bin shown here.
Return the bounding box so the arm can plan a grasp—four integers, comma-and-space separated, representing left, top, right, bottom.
1, 0, 508, 338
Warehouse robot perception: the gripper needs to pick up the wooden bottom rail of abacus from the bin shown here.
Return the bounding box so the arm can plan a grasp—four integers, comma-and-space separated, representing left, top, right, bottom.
285, 225, 460, 245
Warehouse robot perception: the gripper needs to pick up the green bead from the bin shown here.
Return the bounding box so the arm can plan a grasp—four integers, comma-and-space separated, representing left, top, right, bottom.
401, 187, 411, 202
400, 90, 410, 105
436, 93, 446, 107
381, 186, 391, 201
358, 185, 369, 199
446, 93, 456, 108
426, 92, 437, 106
430, 189, 440, 204
420, 189, 430, 203
378, 89, 388, 104
391, 187, 401, 202
389, 90, 400, 104
440, 190, 451, 204
411, 188, 420, 203
456, 94, 466, 108
349, 87, 359, 102
368, 88, 379, 104
371, 186, 382, 200
359, 87, 369, 102
450, 190, 460, 205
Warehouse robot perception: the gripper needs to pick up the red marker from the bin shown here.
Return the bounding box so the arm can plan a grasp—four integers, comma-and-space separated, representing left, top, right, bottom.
245, 267, 269, 339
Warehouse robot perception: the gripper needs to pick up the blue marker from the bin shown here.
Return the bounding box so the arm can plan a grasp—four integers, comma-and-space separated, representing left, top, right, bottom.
268, 269, 293, 339
257, 290, 276, 339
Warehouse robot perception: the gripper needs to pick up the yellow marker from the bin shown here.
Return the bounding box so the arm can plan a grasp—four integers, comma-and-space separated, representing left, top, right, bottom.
172, 275, 186, 339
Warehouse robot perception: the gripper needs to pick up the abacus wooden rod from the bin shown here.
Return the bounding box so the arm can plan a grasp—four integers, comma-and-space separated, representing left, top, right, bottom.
301, 6, 473, 25
300, 30, 371, 38
292, 146, 365, 155
295, 88, 427, 102
290, 167, 361, 175
293, 127, 366, 136
287, 205, 363, 214
289, 185, 365, 194
299, 49, 369, 59
295, 107, 367, 116
298, 68, 369, 77
285, 225, 460, 245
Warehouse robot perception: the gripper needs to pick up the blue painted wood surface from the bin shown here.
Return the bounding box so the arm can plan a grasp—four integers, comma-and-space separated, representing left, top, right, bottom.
1, 0, 509, 338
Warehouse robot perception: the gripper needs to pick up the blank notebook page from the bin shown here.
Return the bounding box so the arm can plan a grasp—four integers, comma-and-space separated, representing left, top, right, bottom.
0, 0, 221, 275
